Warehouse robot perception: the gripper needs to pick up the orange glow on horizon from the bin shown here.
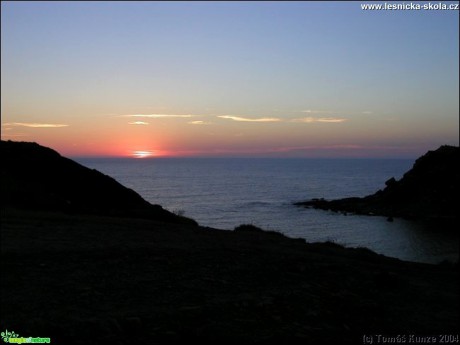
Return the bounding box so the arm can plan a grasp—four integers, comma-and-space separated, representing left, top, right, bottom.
132, 150, 155, 158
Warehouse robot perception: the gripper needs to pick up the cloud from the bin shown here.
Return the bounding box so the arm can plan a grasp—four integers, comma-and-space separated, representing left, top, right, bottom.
216, 114, 346, 124
118, 113, 346, 125
362, 111, 373, 114
188, 120, 212, 125
3, 122, 69, 128
316, 117, 347, 123
128, 121, 149, 125
218, 115, 281, 122
119, 114, 195, 118
291, 117, 347, 123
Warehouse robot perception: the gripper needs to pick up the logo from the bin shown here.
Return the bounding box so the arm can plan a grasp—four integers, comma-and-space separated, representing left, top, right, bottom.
1, 330, 51, 344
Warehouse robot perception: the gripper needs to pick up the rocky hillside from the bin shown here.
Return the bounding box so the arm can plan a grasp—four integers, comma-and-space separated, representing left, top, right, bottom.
1, 140, 196, 225
296, 145, 459, 223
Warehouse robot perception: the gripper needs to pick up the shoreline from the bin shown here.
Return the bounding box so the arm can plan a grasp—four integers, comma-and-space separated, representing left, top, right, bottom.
295, 146, 459, 235
2, 141, 458, 343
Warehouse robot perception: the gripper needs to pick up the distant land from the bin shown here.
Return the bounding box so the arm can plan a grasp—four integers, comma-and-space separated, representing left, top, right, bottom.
296, 145, 459, 225
1, 140, 458, 344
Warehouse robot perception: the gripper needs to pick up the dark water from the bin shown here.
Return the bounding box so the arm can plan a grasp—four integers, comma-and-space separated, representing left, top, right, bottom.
76, 157, 459, 264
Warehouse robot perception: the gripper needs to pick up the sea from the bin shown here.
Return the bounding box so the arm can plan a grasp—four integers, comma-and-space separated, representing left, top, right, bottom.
75, 157, 459, 264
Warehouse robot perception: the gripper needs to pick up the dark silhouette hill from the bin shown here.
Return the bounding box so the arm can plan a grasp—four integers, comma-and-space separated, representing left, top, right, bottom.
296, 145, 459, 224
1, 140, 196, 225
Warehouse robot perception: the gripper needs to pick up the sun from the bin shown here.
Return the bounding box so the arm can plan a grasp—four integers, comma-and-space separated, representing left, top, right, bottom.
132, 150, 155, 158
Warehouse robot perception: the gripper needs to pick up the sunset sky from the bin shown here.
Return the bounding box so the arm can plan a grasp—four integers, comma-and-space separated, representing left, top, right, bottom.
1, 1, 458, 158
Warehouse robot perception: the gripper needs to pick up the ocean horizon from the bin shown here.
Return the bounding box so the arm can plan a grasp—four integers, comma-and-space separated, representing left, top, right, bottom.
76, 157, 459, 264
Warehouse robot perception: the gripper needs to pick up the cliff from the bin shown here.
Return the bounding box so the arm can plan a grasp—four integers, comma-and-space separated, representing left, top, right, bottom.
296, 145, 459, 224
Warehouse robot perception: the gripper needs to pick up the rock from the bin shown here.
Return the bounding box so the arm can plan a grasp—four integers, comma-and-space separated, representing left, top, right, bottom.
385, 177, 397, 187
296, 145, 459, 225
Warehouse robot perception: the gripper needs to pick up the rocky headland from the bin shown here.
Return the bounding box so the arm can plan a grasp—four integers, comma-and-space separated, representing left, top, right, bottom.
1, 140, 196, 225
295, 145, 459, 225
1, 141, 458, 344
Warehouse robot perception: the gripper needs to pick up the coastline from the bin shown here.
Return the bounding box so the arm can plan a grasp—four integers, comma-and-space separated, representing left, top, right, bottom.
1, 141, 458, 344
295, 146, 459, 227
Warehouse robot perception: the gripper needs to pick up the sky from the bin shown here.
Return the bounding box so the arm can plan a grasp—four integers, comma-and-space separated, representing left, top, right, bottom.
1, 1, 459, 158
